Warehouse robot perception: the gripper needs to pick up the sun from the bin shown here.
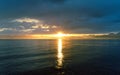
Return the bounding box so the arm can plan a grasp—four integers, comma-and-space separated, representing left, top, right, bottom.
57, 32, 65, 37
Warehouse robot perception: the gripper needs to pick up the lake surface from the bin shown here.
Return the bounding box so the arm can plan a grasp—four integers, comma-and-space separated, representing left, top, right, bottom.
0, 39, 120, 75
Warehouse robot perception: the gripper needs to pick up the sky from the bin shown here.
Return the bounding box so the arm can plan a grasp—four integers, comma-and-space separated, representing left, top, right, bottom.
0, 0, 120, 35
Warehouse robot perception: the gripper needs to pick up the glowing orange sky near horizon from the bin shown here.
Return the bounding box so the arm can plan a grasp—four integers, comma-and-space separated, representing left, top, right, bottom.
0, 31, 107, 39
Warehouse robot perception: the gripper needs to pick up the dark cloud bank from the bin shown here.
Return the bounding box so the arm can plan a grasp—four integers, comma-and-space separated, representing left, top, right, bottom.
0, 0, 120, 34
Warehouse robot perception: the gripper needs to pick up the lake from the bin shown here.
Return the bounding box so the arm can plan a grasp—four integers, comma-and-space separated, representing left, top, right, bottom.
0, 39, 120, 75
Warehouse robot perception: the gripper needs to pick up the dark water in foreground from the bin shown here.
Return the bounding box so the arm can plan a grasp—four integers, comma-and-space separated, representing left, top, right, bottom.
0, 39, 120, 75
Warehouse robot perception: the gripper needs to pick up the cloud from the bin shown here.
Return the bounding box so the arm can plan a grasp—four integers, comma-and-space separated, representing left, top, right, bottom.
0, 0, 120, 34
20, 29, 35, 33
12, 18, 41, 23
0, 18, 59, 34
0, 28, 17, 32
0, 28, 5, 32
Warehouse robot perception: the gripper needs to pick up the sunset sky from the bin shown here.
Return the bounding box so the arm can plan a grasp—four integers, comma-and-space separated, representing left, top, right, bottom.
0, 0, 120, 35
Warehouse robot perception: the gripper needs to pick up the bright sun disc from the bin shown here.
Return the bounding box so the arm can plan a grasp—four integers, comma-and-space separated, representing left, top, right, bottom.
57, 32, 65, 37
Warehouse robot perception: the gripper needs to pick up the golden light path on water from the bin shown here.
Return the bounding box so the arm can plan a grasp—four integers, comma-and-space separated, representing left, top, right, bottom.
57, 38, 63, 69
55, 32, 64, 69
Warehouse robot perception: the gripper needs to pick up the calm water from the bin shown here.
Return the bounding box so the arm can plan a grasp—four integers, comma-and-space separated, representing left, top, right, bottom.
0, 39, 120, 75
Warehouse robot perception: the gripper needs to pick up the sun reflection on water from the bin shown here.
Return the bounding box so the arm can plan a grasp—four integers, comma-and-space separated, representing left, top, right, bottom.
56, 38, 64, 69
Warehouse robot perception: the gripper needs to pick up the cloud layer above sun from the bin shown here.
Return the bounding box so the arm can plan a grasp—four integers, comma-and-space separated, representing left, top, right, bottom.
0, 18, 59, 34
0, 0, 120, 34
